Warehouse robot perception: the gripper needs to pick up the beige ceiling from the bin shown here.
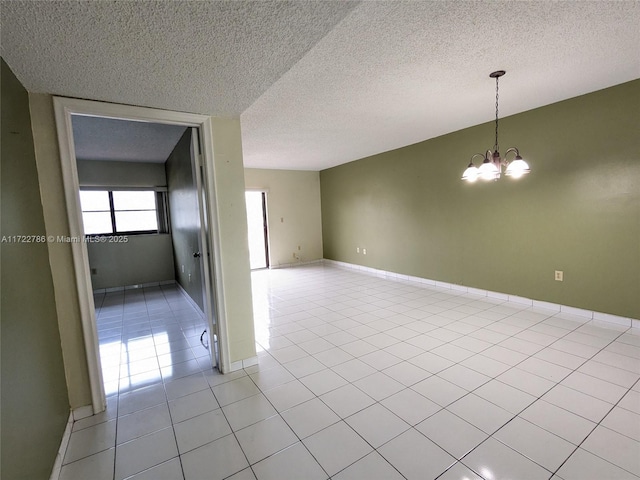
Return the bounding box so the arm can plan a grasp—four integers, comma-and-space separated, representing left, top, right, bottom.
2, 1, 639, 171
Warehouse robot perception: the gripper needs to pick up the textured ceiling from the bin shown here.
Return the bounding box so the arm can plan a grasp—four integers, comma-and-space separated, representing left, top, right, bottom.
241, 1, 640, 170
1, 0, 359, 115
72, 116, 187, 163
2, 1, 639, 171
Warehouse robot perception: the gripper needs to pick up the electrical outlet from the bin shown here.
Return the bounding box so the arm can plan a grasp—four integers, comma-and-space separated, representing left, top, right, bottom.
363, 248, 367, 255
356, 247, 360, 253
188, 273, 192, 282
555, 270, 564, 281
181, 265, 185, 273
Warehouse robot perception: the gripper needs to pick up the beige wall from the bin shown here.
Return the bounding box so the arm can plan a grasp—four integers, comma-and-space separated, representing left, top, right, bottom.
29, 93, 92, 408
210, 119, 256, 364
321, 80, 640, 320
87, 234, 175, 289
244, 169, 323, 267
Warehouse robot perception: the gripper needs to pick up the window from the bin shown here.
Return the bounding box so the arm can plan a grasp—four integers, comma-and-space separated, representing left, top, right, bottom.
79, 190, 166, 235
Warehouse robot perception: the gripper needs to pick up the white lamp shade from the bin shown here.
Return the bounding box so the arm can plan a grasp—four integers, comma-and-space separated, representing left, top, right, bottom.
505, 158, 530, 178
478, 161, 500, 181
461, 165, 479, 182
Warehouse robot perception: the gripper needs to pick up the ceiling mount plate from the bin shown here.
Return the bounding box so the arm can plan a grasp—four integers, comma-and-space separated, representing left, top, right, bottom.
490, 70, 506, 78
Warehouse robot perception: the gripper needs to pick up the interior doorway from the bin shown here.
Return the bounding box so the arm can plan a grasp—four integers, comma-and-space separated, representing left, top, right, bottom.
71, 119, 220, 395
245, 191, 269, 270
54, 97, 230, 414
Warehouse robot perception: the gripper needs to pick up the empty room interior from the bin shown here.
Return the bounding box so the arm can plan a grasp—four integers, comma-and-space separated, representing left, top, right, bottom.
1, 2, 639, 480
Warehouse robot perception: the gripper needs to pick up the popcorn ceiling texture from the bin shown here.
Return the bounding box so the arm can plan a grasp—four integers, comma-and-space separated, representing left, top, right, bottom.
2, 1, 639, 170
0, 0, 359, 116
240, 1, 640, 170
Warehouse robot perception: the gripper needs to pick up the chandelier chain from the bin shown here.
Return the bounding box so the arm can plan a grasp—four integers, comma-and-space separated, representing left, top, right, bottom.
494, 75, 499, 152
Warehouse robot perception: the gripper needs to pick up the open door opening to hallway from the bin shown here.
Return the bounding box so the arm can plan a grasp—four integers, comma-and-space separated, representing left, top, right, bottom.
53, 96, 235, 413
245, 191, 269, 270
72, 119, 220, 397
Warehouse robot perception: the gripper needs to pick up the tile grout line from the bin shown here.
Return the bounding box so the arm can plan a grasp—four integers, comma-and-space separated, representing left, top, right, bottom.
435, 310, 636, 479
243, 370, 332, 479
153, 284, 185, 480
82, 265, 640, 480
548, 361, 640, 478
258, 266, 639, 479
113, 284, 207, 479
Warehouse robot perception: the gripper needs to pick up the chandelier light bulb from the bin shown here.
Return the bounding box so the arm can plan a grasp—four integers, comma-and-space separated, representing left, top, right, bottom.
461, 162, 479, 182
478, 159, 499, 181
505, 157, 531, 179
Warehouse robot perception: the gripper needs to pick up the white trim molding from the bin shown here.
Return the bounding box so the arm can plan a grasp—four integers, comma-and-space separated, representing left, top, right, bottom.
229, 356, 259, 372
71, 405, 94, 421
323, 259, 639, 328
175, 282, 206, 319
269, 259, 323, 269
49, 412, 73, 480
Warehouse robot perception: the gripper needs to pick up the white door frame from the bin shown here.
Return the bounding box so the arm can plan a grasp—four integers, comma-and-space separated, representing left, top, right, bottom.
53, 97, 231, 414
190, 128, 220, 369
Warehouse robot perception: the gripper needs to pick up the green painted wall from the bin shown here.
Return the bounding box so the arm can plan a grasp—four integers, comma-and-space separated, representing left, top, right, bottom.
77, 159, 167, 188
1, 59, 70, 479
166, 129, 204, 311
321, 80, 640, 319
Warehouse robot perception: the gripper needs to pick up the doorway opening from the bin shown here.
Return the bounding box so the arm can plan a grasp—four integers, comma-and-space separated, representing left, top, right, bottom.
245, 191, 270, 270
54, 97, 230, 414
71, 118, 220, 396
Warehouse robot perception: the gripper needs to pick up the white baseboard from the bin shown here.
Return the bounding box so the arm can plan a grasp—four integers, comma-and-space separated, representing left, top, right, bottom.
94, 279, 176, 294
323, 259, 638, 328
72, 404, 94, 421
49, 411, 73, 480
270, 259, 323, 269
229, 356, 259, 372
175, 282, 206, 320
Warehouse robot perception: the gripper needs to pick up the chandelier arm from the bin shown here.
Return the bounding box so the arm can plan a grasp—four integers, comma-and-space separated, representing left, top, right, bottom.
471, 153, 486, 164
503, 147, 520, 160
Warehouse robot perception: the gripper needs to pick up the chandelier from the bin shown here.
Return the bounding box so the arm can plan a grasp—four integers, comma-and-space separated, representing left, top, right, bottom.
462, 70, 530, 182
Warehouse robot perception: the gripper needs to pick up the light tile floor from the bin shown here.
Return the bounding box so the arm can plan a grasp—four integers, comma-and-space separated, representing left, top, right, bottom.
61, 264, 640, 479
